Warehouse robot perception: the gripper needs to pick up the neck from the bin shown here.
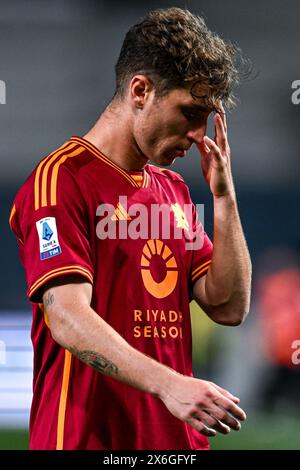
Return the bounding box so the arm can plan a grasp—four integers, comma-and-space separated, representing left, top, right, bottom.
83, 101, 148, 171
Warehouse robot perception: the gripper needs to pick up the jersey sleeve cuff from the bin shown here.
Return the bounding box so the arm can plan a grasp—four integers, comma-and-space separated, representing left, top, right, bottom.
28, 265, 94, 302
190, 259, 212, 284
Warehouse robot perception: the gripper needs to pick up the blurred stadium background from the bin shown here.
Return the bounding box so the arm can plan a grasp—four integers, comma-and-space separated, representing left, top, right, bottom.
1, 0, 299, 450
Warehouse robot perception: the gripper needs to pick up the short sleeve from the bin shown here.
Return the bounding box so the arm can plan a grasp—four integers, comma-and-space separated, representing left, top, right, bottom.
15, 166, 94, 302
189, 202, 213, 285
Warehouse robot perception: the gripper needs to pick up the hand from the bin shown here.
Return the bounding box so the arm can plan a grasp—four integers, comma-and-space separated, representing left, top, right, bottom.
160, 374, 246, 437
197, 104, 235, 197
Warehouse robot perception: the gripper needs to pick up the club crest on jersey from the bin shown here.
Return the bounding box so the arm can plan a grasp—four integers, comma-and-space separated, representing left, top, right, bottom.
36, 217, 62, 260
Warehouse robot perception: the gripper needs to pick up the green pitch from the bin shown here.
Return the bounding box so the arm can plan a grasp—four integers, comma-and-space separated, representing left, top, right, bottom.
0, 413, 299, 450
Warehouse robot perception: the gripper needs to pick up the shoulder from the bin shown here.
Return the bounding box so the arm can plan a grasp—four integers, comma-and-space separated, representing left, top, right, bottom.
33, 138, 97, 185
147, 164, 188, 186
13, 139, 92, 214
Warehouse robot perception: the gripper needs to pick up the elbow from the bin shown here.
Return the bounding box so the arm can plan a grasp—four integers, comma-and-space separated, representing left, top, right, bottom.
48, 317, 66, 346
206, 302, 250, 327
49, 322, 66, 345
218, 314, 245, 327
212, 289, 251, 326
212, 313, 244, 327
45, 307, 71, 347
225, 304, 250, 326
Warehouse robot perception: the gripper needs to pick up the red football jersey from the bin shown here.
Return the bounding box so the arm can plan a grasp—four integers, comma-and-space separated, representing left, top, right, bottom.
10, 136, 213, 450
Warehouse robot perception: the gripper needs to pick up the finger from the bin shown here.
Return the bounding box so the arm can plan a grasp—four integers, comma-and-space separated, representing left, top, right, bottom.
214, 113, 227, 152
213, 396, 247, 422
203, 136, 223, 164
197, 140, 210, 156
201, 411, 231, 435
188, 417, 217, 437
209, 382, 240, 403
218, 102, 227, 133
203, 405, 242, 431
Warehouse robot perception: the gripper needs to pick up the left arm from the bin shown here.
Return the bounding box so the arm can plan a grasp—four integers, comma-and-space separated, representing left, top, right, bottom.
193, 106, 252, 326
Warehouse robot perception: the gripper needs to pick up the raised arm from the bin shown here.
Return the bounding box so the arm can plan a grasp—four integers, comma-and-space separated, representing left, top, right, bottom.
43, 280, 246, 437
193, 106, 252, 326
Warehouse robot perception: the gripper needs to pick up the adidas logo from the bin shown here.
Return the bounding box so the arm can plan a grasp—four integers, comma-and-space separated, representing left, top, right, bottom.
111, 202, 132, 221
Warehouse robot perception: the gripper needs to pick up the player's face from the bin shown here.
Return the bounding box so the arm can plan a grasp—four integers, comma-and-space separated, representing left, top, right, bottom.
133, 86, 212, 166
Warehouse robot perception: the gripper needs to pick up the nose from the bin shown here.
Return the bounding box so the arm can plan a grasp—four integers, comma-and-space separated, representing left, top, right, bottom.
186, 126, 206, 144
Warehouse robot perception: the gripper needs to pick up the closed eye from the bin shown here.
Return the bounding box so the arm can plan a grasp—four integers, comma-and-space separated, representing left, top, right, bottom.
182, 110, 208, 122
183, 111, 202, 121
181, 104, 211, 121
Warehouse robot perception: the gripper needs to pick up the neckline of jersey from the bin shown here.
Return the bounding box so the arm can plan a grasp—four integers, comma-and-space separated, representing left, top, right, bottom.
70, 135, 149, 188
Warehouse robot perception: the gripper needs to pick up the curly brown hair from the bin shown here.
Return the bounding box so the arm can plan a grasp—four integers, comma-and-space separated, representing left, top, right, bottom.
115, 7, 247, 109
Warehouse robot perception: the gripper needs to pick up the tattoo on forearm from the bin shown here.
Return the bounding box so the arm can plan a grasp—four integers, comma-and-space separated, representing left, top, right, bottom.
44, 291, 54, 308
69, 346, 118, 375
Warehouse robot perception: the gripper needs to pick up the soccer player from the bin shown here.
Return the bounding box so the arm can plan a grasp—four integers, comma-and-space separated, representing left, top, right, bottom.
9, 8, 251, 450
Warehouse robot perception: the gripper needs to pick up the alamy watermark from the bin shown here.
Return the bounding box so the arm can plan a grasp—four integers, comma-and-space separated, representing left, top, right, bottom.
291, 80, 300, 105
95, 197, 205, 250
291, 339, 300, 365
0, 80, 6, 104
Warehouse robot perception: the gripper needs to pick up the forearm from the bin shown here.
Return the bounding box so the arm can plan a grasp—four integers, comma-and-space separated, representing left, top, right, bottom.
194, 105, 251, 324
43, 285, 247, 437
206, 192, 252, 316
46, 297, 174, 399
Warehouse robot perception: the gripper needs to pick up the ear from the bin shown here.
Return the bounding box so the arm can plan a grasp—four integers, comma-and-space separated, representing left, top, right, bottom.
129, 75, 153, 109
